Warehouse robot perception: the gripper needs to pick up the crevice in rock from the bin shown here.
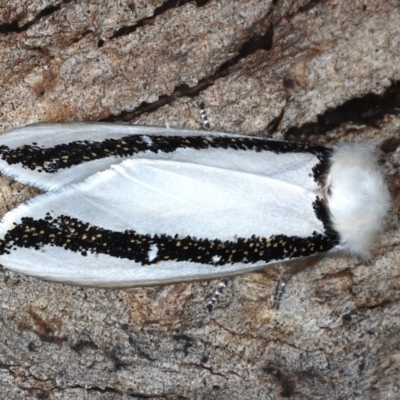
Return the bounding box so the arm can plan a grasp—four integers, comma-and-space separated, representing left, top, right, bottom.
127, 394, 158, 399
264, 362, 296, 398
0, 4, 61, 34
275, 0, 322, 23
0, 0, 211, 37
102, 23, 274, 123
86, 386, 122, 394
265, 107, 284, 134
70, 339, 98, 353
71, 29, 94, 44
26, 384, 131, 399
110, 0, 212, 40
184, 362, 228, 378
285, 81, 400, 142
36, 332, 68, 345
359, 299, 394, 310
298, 0, 322, 13
219, 23, 274, 70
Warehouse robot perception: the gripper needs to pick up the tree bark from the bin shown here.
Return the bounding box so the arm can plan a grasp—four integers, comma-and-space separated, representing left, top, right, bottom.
0, 1, 399, 398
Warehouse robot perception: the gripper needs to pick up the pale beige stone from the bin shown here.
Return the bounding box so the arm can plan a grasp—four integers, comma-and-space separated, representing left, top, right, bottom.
0, 1, 399, 399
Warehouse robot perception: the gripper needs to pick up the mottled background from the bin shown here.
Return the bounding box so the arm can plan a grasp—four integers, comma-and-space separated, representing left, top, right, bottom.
0, 1, 399, 399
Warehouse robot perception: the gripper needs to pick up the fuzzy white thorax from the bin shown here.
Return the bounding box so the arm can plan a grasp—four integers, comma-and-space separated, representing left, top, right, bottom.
326, 143, 390, 259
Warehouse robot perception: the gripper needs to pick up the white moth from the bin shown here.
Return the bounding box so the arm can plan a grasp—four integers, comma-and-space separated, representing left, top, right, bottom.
0, 122, 390, 287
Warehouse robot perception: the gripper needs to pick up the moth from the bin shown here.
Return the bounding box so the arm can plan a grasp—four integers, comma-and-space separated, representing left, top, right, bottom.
0, 122, 390, 288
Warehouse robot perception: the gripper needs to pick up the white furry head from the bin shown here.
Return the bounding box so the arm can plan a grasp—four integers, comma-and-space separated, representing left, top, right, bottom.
326, 143, 390, 259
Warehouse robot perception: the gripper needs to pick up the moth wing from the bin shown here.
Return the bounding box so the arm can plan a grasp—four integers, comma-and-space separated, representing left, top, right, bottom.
0, 122, 202, 190
0, 158, 326, 287
0, 122, 321, 192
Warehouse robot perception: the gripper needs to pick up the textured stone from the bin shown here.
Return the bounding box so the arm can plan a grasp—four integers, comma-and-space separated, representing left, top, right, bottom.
0, 0, 399, 399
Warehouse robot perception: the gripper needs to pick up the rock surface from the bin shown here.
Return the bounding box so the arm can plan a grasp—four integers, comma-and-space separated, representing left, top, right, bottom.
0, 1, 399, 399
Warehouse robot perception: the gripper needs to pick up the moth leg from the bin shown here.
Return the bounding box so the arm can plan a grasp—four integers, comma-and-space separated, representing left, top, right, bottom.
206, 279, 228, 312
198, 101, 212, 131
272, 274, 292, 310
272, 255, 323, 310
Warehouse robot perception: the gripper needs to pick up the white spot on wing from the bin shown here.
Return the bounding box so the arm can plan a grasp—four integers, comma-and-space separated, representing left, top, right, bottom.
147, 244, 158, 262
212, 255, 221, 263
141, 135, 153, 146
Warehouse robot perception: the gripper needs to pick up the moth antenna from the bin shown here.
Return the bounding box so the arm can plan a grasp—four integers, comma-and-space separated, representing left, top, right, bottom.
198, 101, 212, 131
206, 279, 228, 312
272, 274, 292, 310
